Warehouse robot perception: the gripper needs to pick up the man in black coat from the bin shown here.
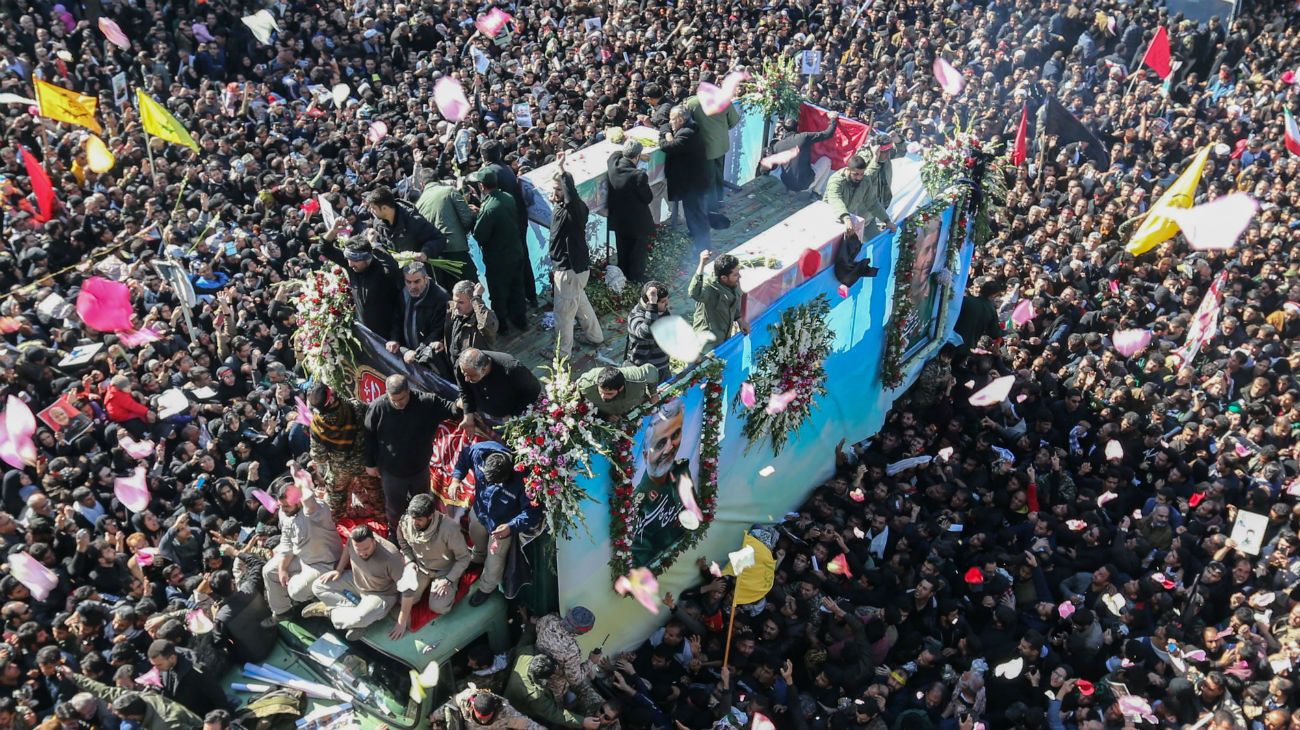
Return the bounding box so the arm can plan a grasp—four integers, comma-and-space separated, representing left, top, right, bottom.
660, 106, 710, 251
364, 186, 446, 259
455, 349, 542, 435
209, 566, 275, 664
606, 140, 655, 283
315, 223, 403, 336
765, 111, 839, 194
364, 374, 459, 540
386, 261, 451, 365
146, 639, 230, 717
549, 151, 603, 359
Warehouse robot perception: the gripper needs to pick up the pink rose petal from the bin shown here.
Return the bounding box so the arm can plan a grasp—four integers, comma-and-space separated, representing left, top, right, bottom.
838, 284, 850, 298
1011, 299, 1035, 326
76, 276, 135, 333
114, 467, 150, 513
968, 375, 1015, 407
250, 488, 278, 514
117, 327, 162, 347
434, 78, 471, 122
1112, 329, 1152, 358
9, 552, 57, 601
614, 567, 661, 614
0, 396, 37, 469
120, 434, 155, 460
933, 57, 966, 95
98, 17, 131, 50
1058, 601, 1076, 619
740, 382, 756, 409
765, 389, 798, 415
367, 120, 388, 144
295, 396, 313, 427
474, 7, 513, 38
677, 473, 703, 527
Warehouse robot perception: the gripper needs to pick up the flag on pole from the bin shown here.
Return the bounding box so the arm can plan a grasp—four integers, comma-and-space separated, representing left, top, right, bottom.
1174, 270, 1226, 366
33, 79, 101, 134
722, 533, 776, 605
1011, 103, 1029, 166
1141, 27, 1172, 79
1126, 144, 1211, 256
136, 90, 199, 152
1285, 108, 1300, 157
16, 145, 55, 223
1036, 96, 1110, 170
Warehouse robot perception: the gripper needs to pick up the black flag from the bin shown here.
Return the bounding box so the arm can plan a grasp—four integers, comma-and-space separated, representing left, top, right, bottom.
1036, 96, 1111, 171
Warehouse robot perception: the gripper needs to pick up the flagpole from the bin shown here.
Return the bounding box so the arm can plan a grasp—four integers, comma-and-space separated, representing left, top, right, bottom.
720, 588, 740, 670
1035, 123, 1047, 191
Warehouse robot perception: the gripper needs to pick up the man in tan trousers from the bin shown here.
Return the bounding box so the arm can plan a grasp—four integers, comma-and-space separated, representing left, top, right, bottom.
389, 494, 472, 640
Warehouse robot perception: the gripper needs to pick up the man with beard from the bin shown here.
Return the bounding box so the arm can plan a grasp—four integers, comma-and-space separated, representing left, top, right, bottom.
259, 474, 343, 624
631, 398, 695, 567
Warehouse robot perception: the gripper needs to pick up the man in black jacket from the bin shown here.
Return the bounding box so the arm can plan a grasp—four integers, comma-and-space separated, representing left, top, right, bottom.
765, 111, 838, 195
363, 374, 458, 540
209, 567, 274, 664
660, 106, 710, 251
315, 221, 403, 336
386, 262, 451, 365
607, 140, 655, 283
455, 349, 542, 436
549, 150, 603, 359
364, 186, 446, 259
146, 639, 229, 717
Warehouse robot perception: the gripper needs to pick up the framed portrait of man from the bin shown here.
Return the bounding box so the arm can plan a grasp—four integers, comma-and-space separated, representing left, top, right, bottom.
628, 390, 705, 570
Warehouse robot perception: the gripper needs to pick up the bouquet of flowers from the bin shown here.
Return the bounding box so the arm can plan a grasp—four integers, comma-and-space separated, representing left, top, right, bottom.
292, 266, 360, 391
742, 54, 803, 120
738, 295, 834, 455
503, 358, 623, 541
919, 128, 1009, 246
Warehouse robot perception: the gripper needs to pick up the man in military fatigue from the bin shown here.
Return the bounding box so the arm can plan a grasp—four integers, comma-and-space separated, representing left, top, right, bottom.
574, 364, 659, 419
533, 606, 603, 715
413, 149, 479, 289
631, 399, 695, 568
469, 167, 528, 336
389, 494, 471, 640
434, 685, 542, 730
824, 146, 897, 242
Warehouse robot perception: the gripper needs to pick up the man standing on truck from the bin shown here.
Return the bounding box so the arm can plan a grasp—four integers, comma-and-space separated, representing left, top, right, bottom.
389, 494, 472, 640
448, 443, 541, 607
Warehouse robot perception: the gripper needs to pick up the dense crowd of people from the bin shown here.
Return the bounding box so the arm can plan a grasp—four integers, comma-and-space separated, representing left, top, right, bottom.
0, 0, 1294, 726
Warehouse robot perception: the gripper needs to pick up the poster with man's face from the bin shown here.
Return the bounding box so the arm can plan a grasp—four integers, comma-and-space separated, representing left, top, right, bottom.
902, 215, 947, 356
628, 386, 705, 570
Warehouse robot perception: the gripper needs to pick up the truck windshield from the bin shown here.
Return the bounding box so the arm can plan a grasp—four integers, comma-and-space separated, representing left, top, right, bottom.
280, 625, 422, 727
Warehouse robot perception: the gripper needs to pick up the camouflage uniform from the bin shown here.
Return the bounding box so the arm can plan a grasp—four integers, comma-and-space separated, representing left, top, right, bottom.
436, 687, 543, 730
535, 614, 603, 713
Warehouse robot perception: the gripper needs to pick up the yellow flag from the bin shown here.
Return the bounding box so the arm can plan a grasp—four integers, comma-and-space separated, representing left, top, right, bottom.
34, 79, 101, 134
722, 533, 776, 605
1126, 144, 1211, 256
136, 89, 199, 153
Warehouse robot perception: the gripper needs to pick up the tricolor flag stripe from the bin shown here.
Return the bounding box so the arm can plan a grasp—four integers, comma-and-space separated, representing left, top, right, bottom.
1286, 109, 1300, 157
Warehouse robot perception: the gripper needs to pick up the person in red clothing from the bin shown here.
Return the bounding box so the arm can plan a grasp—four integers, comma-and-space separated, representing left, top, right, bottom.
104, 375, 154, 438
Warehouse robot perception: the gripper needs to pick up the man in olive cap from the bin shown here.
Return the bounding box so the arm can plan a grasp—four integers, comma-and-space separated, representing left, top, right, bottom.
534, 606, 603, 712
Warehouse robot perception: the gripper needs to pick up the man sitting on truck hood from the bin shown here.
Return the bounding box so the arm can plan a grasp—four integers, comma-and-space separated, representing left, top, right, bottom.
389, 494, 472, 640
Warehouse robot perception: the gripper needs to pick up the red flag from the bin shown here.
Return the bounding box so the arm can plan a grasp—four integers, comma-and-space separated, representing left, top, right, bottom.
17, 145, 55, 223
1141, 27, 1172, 80
1011, 103, 1028, 166
798, 102, 872, 170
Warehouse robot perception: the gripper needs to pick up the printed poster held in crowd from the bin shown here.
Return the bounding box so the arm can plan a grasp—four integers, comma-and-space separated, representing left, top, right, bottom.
1229, 509, 1269, 555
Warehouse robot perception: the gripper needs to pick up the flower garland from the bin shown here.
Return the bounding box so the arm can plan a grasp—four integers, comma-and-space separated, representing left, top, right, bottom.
741, 54, 803, 120
291, 265, 360, 391
879, 195, 973, 389
607, 358, 724, 579
736, 295, 834, 456
502, 358, 624, 542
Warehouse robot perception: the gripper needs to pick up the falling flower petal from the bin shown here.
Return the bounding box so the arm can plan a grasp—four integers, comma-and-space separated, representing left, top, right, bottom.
1058, 601, 1076, 618
1182, 649, 1208, 662
76, 276, 135, 333
9, 552, 57, 600
474, 7, 513, 38
828, 554, 852, 578
186, 608, 214, 634
758, 465, 775, 477
1097, 492, 1118, 506
613, 567, 660, 614
136, 667, 162, 688
1105, 440, 1124, 461
765, 389, 798, 415
120, 435, 154, 460
933, 57, 966, 96
849, 488, 865, 502
1168, 193, 1258, 251
331, 83, 351, 108
752, 712, 777, 730
759, 147, 800, 170
993, 657, 1024, 679
114, 467, 150, 512
118, 327, 162, 347
295, 396, 313, 427
250, 488, 278, 514
697, 71, 750, 115
837, 284, 850, 298
1112, 329, 1152, 358
241, 9, 280, 45
98, 17, 131, 50
678, 473, 703, 527
968, 375, 1015, 407
288, 461, 311, 502
740, 382, 756, 408
434, 77, 470, 122
650, 315, 712, 363
1066, 519, 1087, 531
937, 447, 954, 462
852, 527, 865, 539
1117, 695, 1153, 722
678, 510, 700, 530
728, 545, 756, 576
367, 120, 388, 144
135, 547, 158, 566
0, 396, 37, 469
85, 134, 115, 173
1011, 299, 1035, 326
708, 561, 723, 577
